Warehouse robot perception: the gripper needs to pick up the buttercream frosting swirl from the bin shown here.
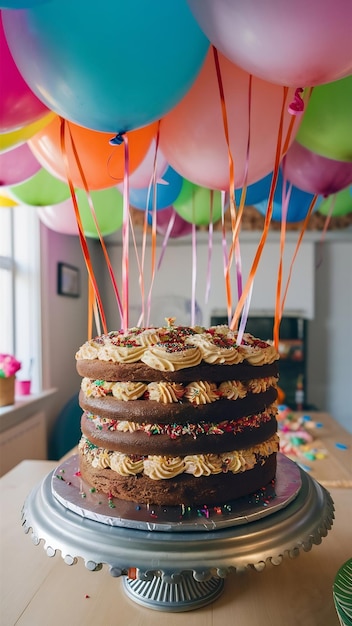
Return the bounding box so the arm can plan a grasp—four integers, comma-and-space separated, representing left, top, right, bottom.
76, 324, 279, 371
79, 434, 279, 480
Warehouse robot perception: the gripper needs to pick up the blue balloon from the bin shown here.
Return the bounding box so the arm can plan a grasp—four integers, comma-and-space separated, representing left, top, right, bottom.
235, 173, 273, 206
2, 1, 209, 133
129, 166, 183, 211
253, 170, 321, 222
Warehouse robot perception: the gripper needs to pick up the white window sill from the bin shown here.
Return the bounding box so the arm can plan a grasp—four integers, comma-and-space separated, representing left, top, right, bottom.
0, 388, 58, 433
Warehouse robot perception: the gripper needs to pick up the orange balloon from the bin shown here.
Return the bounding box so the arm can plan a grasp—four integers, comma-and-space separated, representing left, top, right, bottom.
28, 116, 158, 190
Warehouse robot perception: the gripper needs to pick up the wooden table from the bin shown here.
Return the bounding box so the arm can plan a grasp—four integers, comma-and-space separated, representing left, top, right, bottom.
0, 412, 351, 626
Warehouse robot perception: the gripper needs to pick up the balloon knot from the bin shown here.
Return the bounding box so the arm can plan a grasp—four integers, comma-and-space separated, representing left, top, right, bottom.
109, 132, 126, 146
288, 88, 305, 115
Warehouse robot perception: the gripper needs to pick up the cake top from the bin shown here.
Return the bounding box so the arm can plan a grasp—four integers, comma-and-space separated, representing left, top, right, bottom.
76, 321, 279, 372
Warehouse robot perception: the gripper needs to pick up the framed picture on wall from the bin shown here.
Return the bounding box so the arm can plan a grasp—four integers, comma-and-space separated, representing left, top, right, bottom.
57, 262, 80, 297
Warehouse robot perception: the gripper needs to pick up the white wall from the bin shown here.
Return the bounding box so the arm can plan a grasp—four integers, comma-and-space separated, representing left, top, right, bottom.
307, 238, 352, 433
40, 224, 103, 435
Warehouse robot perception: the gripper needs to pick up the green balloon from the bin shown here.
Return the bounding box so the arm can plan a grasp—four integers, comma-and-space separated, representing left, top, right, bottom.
173, 179, 223, 225
76, 187, 124, 238
10, 168, 70, 206
296, 76, 352, 162
318, 186, 352, 217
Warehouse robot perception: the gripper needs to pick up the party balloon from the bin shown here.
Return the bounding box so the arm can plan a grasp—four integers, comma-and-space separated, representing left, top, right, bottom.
37, 199, 78, 235
147, 206, 193, 238
1, 2, 47, 7
117, 140, 168, 190
187, 0, 352, 87
0, 111, 54, 152
38, 187, 124, 237
129, 166, 183, 211
318, 186, 352, 217
173, 179, 223, 225
234, 173, 273, 206
296, 76, 352, 162
10, 168, 71, 206
0, 11, 49, 132
160, 50, 301, 190
0, 193, 17, 206
284, 141, 352, 196
0, 142, 40, 186
2, 1, 209, 133
253, 170, 319, 222
28, 115, 157, 190
75, 187, 124, 238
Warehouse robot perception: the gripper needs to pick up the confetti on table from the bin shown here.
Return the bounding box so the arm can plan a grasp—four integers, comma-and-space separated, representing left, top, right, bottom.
335, 442, 348, 450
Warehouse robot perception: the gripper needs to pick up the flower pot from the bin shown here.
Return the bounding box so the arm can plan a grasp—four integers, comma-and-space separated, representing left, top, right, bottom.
0, 375, 15, 407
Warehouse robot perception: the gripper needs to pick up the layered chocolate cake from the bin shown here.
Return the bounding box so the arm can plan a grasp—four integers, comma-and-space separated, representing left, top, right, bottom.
76, 321, 280, 506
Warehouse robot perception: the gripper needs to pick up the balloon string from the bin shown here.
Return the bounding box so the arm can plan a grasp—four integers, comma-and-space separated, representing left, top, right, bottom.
230, 72, 254, 334
64, 124, 124, 327
191, 221, 197, 327
279, 195, 319, 323
145, 123, 161, 326
87, 279, 94, 339
157, 211, 176, 271
212, 46, 237, 322
121, 135, 130, 330
272, 92, 312, 347
316, 195, 335, 270
59, 118, 107, 334
273, 167, 292, 348
230, 86, 290, 332
205, 191, 214, 304
219, 191, 231, 324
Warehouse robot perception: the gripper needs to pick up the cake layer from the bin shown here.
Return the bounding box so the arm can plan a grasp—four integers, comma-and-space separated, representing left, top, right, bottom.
78, 385, 278, 424
76, 359, 279, 383
79, 451, 277, 506
80, 408, 278, 455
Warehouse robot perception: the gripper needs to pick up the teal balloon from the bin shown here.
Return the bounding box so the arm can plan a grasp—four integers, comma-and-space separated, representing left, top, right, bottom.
3, 1, 209, 133
129, 166, 183, 211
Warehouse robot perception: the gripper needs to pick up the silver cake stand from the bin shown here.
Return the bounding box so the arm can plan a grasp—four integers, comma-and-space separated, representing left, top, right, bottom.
22, 454, 334, 612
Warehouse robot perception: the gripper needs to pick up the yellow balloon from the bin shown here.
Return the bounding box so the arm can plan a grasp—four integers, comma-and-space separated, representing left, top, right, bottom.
0, 194, 18, 207
0, 112, 55, 153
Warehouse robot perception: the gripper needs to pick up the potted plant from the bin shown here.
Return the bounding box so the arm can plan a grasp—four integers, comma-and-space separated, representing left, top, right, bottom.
0, 354, 21, 407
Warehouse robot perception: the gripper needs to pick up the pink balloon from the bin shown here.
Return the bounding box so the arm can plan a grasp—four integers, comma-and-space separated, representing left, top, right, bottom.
154, 206, 193, 238
187, 0, 352, 87
117, 140, 169, 190
159, 50, 301, 190
0, 142, 41, 186
37, 199, 79, 236
0, 12, 49, 132
284, 141, 352, 196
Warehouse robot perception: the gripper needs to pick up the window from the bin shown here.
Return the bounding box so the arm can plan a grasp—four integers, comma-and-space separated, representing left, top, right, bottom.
0, 205, 42, 392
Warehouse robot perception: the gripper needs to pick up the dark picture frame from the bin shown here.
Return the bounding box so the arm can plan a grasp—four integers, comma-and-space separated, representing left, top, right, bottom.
57, 262, 80, 298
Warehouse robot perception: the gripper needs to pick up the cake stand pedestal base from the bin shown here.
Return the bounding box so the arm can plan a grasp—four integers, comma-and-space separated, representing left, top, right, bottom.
123, 573, 224, 612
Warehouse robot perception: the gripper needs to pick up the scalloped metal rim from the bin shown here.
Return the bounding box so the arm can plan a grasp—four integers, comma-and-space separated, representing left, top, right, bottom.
22, 458, 334, 582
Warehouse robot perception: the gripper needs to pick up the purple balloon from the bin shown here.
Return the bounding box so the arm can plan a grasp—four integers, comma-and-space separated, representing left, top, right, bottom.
0, 142, 41, 186
151, 206, 193, 238
284, 141, 352, 196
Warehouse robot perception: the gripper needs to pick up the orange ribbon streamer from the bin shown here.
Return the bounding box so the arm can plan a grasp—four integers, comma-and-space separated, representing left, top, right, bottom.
59, 118, 108, 335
